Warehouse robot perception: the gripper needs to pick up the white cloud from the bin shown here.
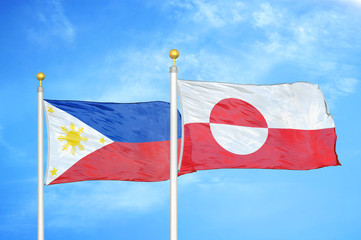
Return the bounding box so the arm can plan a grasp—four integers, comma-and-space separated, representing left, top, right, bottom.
337, 78, 358, 93
95, 47, 171, 103
48, 1, 360, 111
245, 3, 361, 97
325, 77, 359, 95
192, 0, 245, 27
253, 2, 283, 28
164, 0, 246, 28
97, 1, 360, 106
27, 0, 75, 45
181, 50, 256, 84
319, 77, 359, 109
333, 0, 361, 7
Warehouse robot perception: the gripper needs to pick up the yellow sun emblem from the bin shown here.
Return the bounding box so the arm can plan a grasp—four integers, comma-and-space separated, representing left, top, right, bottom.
57, 123, 88, 155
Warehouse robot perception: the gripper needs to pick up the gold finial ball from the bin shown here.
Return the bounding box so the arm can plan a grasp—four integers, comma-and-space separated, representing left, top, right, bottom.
36, 72, 45, 81
169, 49, 179, 60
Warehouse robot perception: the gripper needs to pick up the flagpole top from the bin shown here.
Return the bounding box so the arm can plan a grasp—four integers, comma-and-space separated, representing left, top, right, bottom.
36, 72, 45, 87
169, 49, 179, 66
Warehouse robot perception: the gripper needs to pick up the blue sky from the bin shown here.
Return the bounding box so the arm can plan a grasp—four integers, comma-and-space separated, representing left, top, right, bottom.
1, 0, 361, 239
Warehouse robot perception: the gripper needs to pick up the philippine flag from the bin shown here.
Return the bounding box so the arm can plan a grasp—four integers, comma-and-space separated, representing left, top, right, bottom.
177, 80, 340, 172
44, 100, 187, 185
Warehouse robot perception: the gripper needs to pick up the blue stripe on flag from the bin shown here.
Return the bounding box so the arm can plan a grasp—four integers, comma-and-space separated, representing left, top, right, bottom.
45, 100, 181, 143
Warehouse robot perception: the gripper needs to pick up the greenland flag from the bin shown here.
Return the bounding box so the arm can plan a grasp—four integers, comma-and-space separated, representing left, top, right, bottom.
43, 100, 187, 185
177, 80, 340, 172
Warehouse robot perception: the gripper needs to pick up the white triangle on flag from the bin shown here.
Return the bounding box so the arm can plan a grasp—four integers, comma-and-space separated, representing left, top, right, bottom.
44, 101, 114, 185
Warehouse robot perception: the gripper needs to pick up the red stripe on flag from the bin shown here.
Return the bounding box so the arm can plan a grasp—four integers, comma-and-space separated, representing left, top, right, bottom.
49, 139, 192, 185
180, 123, 339, 172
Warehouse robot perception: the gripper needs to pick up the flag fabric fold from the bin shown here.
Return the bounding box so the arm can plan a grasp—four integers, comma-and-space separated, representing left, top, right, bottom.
44, 100, 186, 185
177, 79, 340, 172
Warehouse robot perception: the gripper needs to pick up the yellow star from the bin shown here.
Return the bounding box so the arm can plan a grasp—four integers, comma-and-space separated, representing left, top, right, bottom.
48, 107, 54, 114
50, 167, 58, 176
99, 137, 106, 144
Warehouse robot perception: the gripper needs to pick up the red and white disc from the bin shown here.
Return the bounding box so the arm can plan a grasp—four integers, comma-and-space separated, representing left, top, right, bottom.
209, 98, 268, 155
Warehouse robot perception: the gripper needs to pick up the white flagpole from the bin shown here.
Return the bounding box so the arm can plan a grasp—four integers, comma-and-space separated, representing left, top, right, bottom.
37, 72, 45, 240
169, 49, 179, 240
